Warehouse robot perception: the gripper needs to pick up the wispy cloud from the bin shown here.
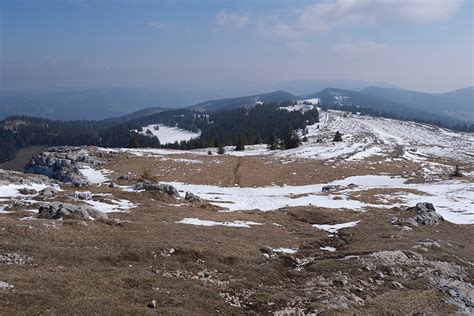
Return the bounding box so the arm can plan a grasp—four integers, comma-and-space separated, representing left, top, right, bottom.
148, 20, 164, 29
331, 40, 388, 55
214, 10, 251, 31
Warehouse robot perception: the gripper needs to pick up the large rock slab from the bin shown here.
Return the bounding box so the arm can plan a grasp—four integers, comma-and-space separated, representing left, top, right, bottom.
38, 201, 108, 220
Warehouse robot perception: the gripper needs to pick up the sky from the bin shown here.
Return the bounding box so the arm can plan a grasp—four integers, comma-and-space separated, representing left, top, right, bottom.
0, 0, 473, 93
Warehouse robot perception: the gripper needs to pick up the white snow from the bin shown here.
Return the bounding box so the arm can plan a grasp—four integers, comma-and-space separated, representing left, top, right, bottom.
279, 98, 320, 112
0, 182, 60, 215
79, 166, 111, 184
168, 181, 365, 212
165, 174, 473, 224
175, 218, 263, 228
0, 183, 54, 198
312, 220, 360, 234
138, 124, 200, 145
272, 247, 298, 254
84, 199, 137, 213
320, 246, 336, 252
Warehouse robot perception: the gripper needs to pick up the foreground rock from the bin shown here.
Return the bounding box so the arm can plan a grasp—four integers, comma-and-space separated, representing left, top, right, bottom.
38, 201, 108, 220
25, 146, 103, 186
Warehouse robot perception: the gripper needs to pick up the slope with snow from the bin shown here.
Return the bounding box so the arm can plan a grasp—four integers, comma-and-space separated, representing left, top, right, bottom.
138, 124, 200, 144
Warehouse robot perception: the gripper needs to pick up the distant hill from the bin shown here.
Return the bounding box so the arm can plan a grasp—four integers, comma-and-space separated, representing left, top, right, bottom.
273, 79, 400, 96
308, 88, 464, 124
362, 86, 474, 122
190, 90, 297, 111
103, 107, 167, 125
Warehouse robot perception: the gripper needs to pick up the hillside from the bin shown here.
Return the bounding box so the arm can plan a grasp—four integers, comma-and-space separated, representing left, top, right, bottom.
309, 88, 467, 125
190, 90, 297, 111
0, 108, 472, 314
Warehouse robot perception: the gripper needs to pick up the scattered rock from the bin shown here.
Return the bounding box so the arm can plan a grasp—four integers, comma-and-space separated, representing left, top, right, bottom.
18, 188, 37, 195
391, 281, 404, 289
0, 253, 33, 265
69, 191, 92, 201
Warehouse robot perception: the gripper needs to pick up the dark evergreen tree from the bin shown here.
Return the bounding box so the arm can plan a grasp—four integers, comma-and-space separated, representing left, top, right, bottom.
333, 131, 343, 142
218, 144, 225, 155
234, 134, 246, 151
128, 135, 140, 148
283, 128, 301, 149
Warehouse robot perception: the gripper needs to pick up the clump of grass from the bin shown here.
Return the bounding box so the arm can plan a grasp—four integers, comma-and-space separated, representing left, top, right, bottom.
139, 169, 157, 183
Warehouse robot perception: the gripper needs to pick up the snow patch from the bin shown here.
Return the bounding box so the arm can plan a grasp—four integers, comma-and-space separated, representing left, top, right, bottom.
176, 218, 263, 228
79, 166, 111, 184
138, 124, 200, 145
312, 220, 360, 234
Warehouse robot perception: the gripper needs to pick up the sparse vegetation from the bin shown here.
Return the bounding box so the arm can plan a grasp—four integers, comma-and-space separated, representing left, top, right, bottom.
139, 168, 157, 183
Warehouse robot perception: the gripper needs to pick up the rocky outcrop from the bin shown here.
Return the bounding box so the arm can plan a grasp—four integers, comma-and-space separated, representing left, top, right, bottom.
25, 146, 103, 186
133, 182, 180, 198
359, 250, 473, 314
407, 202, 444, 225
0, 169, 53, 186
38, 201, 108, 220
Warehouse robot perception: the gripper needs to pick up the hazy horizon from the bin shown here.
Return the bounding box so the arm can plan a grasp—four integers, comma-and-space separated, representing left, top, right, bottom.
1, 0, 473, 94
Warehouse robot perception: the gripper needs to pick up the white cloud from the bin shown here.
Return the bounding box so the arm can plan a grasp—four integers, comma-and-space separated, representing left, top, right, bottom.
214, 10, 251, 31
148, 21, 164, 29
298, 0, 464, 32
257, 0, 463, 42
331, 40, 388, 55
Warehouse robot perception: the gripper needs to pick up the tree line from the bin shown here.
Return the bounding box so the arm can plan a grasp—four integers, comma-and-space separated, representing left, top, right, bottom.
0, 102, 319, 163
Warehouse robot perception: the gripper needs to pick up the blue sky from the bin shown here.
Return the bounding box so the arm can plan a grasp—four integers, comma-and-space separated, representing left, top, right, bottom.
1, 0, 472, 92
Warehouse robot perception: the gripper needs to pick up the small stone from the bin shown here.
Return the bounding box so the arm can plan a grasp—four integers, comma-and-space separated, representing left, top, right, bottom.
392, 281, 404, 289
169, 248, 175, 254
147, 300, 157, 309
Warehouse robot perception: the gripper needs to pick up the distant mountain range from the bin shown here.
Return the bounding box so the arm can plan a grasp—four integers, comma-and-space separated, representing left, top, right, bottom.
1, 84, 473, 124
272, 79, 400, 96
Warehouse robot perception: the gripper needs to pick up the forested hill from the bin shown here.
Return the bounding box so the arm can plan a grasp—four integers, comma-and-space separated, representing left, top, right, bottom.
0, 102, 318, 163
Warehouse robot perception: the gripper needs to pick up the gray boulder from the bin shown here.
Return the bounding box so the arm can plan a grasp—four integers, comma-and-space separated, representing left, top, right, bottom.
407, 202, 443, 225
133, 182, 180, 198
39, 187, 59, 197
185, 192, 205, 203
